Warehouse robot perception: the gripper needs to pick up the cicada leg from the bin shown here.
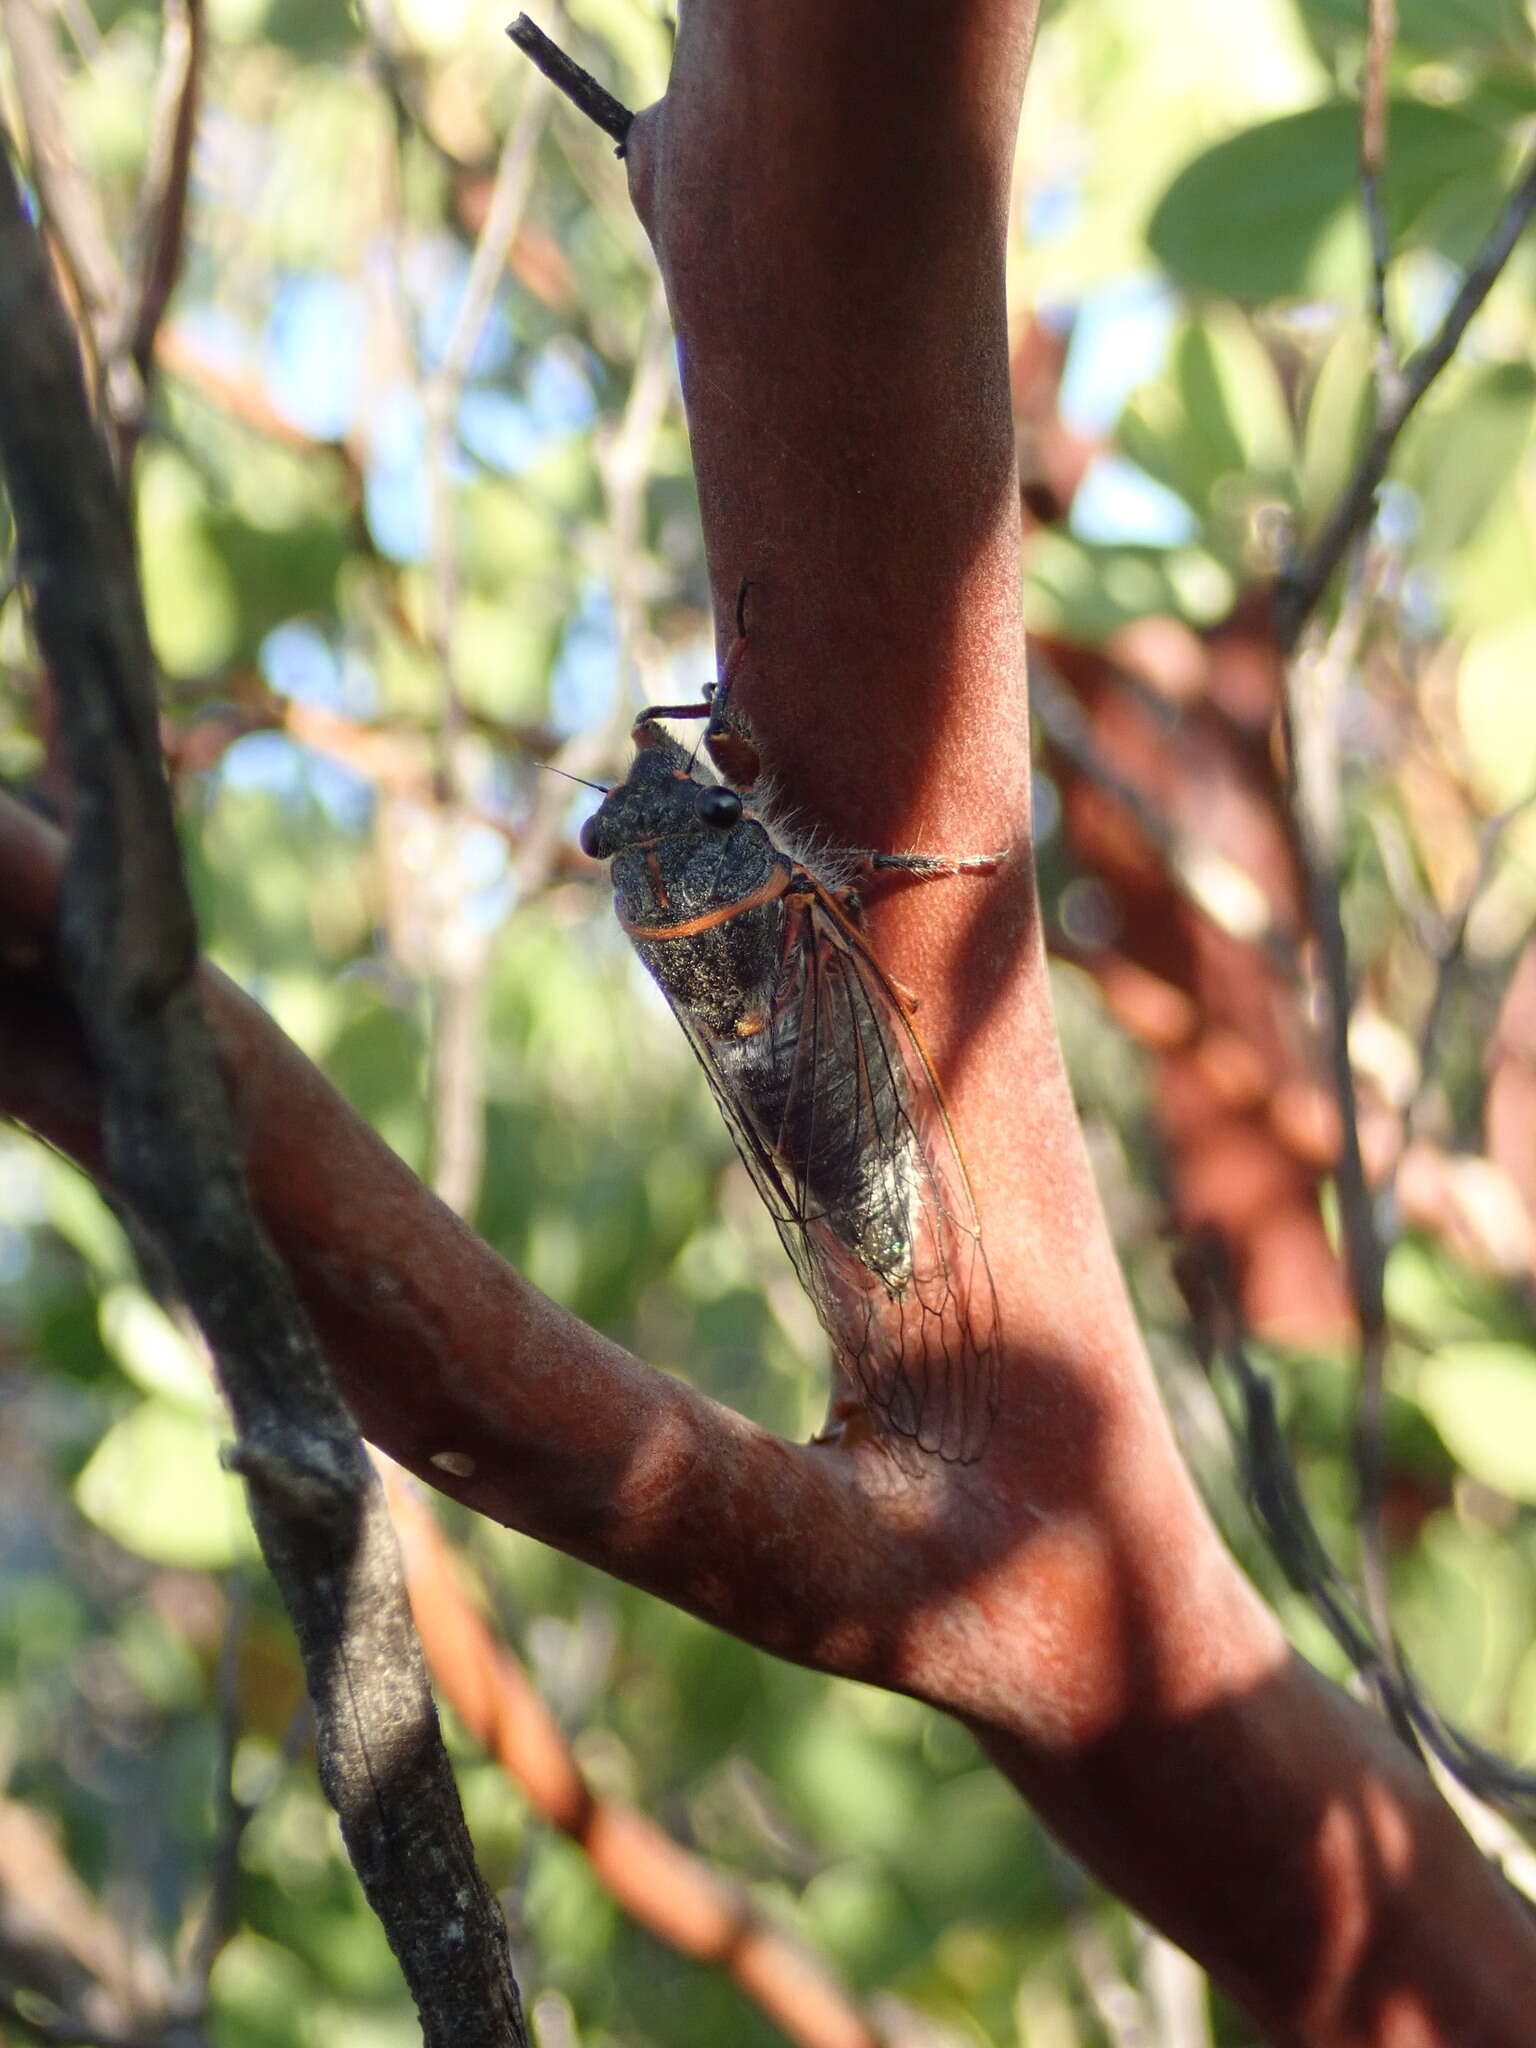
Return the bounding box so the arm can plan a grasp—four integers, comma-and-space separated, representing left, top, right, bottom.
634, 587, 763, 787
836, 849, 1009, 1013
857, 848, 1010, 878
811, 1396, 889, 1456
632, 698, 714, 727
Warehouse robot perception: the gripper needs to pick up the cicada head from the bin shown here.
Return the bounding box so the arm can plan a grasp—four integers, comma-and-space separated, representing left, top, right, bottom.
578, 720, 752, 864
580, 711, 788, 1036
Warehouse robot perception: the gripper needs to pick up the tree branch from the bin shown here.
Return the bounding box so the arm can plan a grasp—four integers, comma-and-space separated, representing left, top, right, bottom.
7, 5, 1536, 2040
9, 767, 1536, 2041
0, 139, 527, 2048
506, 15, 634, 152
385, 1469, 893, 2048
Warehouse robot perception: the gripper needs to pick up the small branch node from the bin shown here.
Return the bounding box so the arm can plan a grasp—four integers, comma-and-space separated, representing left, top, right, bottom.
222, 1431, 356, 1518
505, 15, 634, 155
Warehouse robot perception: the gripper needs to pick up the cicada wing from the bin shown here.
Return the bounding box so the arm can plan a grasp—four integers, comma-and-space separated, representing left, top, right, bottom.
662, 892, 1000, 1465
793, 898, 1001, 1463
659, 992, 832, 1306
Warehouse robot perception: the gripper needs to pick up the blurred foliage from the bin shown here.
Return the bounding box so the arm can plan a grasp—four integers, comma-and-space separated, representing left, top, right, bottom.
2, 0, 1536, 2042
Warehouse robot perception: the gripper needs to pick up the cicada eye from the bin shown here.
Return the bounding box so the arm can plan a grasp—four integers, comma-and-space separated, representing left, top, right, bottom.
696, 784, 743, 829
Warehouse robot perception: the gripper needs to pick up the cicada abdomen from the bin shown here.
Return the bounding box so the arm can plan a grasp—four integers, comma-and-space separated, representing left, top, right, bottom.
580, 703, 1001, 1464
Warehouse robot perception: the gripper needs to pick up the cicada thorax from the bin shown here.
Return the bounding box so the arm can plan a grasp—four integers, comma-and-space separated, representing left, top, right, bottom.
623, 865, 784, 1038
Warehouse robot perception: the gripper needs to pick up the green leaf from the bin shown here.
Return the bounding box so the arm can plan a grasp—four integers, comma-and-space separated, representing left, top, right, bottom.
1295, 0, 1536, 60
1386, 1237, 1535, 1345
138, 447, 240, 677
1399, 360, 1536, 560
99, 1285, 223, 1416
75, 1401, 259, 1568
1457, 615, 1536, 809
1118, 310, 1297, 552
1298, 319, 1376, 531
1393, 1512, 1531, 1722
1147, 99, 1507, 301
1440, 469, 1536, 631
1025, 532, 1235, 639
1508, 1634, 1536, 1760
562, 0, 674, 104
1417, 1342, 1536, 1501
44, 1158, 133, 1283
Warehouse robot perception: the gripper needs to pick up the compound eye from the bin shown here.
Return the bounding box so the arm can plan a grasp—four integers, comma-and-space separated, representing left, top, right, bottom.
578, 814, 603, 858
696, 784, 743, 829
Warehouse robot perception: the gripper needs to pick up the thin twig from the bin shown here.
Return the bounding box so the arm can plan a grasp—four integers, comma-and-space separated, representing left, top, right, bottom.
1277, 117, 1536, 1757
0, 0, 124, 337
1282, 0, 1452, 1721
1046, 1853, 1153, 2048
1181, 1244, 1425, 1745
432, 80, 550, 403
177, 1586, 311, 2004
398, 65, 549, 1214
121, 0, 205, 386
1359, 0, 1398, 360
1279, 563, 1404, 1683
595, 282, 673, 682
506, 15, 634, 153
1405, 792, 1536, 1142
179, 1578, 252, 1999
1279, 145, 1536, 647
429, 959, 490, 1215
2, 0, 204, 466
0, 133, 528, 2048
1181, 1241, 1536, 1814
418, 64, 549, 741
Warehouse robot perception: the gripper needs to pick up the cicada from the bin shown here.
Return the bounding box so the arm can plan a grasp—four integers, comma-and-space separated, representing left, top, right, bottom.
579, 634, 1002, 1465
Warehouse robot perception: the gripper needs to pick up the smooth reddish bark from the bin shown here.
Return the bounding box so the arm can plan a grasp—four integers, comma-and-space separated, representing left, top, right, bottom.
1038, 628, 1355, 1345
5, 6, 1536, 2044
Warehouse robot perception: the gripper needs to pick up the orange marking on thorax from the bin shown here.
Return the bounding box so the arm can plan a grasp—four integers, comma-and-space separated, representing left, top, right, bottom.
620, 862, 792, 943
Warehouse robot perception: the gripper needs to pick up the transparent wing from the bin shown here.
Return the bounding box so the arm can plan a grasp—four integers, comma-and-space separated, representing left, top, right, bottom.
666, 889, 1000, 1464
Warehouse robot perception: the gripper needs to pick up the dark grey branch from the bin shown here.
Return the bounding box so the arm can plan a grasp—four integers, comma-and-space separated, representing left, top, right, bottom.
506, 14, 634, 152
1179, 1241, 1536, 1820
0, 137, 528, 2048
1278, 144, 1536, 650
